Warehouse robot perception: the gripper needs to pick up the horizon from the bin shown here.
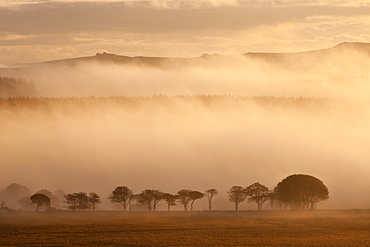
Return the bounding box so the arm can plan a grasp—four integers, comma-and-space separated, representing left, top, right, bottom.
3, 41, 370, 67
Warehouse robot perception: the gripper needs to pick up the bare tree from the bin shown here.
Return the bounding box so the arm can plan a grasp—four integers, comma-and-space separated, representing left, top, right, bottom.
227, 186, 247, 211
245, 182, 270, 210
204, 189, 218, 211
108, 186, 133, 211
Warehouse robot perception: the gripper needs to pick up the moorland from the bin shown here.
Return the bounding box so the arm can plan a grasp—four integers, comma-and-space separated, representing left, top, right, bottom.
1, 210, 370, 246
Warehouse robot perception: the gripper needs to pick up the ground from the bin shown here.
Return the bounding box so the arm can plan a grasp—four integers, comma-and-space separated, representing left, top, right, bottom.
1, 210, 370, 246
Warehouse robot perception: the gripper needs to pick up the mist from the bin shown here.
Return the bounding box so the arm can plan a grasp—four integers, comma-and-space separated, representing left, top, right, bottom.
1, 45, 370, 210
3, 45, 370, 100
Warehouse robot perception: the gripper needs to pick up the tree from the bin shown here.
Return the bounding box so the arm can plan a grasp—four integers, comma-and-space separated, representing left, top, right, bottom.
162, 193, 178, 211
108, 186, 133, 211
64, 193, 78, 211
204, 189, 218, 211
37, 190, 61, 208
0, 183, 31, 209
275, 174, 329, 210
128, 194, 139, 211
189, 191, 204, 211
177, 189, 192, 211
64, 192, 90, 211
269, 187, 278, 210
30, 193, 51, 211
89, 192, 102, 211
137, 190, 163, 211
245, 182, 270, 210
227, 186, 247, 211
0, 202, 11, 212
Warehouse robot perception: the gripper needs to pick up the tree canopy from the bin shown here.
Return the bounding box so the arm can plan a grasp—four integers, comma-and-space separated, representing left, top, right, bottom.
245, 182, 270, 210
64, 192, 91, 211
108, 186, 133, 211
30, 193, 51, 211
137, 189, 163, 211
188, 191, 204, 211
275, 174, 329, 210
227, 186, 247, 211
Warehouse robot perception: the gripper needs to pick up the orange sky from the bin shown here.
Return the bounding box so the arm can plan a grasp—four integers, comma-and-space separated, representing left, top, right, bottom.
0, 0, 369, 65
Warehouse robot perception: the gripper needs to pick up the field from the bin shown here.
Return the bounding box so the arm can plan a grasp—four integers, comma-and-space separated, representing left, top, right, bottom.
1, 210, 370, 246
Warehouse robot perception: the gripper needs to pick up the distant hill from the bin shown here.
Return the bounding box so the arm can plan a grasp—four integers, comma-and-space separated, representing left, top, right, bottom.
6, 42, 370, 69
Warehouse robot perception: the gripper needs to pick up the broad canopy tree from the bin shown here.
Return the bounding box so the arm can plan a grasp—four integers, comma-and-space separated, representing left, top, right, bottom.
275, 174, 329, 210
162, 193, 178, 211
64, 192, 91, 211
30, 193, 51, 211
227, 186, 247, 211
137, 189, 164, 211
245, 182, 270, 210
188, 191, 204, 211
177, 189, 192, 211
108, 186, 133, 211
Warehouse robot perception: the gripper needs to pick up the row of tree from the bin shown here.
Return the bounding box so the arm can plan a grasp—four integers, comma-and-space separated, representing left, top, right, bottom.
29, 174, 329, 212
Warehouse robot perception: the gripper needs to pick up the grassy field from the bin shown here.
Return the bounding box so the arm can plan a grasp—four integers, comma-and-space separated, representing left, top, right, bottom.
1, 210, 370, 246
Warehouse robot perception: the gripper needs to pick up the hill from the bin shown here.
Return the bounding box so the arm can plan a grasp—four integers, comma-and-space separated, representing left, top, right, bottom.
5, 42, 370, 69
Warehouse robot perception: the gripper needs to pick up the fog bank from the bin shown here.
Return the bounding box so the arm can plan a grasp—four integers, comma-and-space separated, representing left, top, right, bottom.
0, 97, 369, 210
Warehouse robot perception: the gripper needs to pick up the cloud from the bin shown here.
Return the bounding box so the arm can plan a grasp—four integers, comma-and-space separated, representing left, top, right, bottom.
1, 0, 369, 8
0, 0, 369, 65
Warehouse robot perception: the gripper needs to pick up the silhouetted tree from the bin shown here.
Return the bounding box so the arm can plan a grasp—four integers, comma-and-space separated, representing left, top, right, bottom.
162, 193, 178, 211
36, 189, 60, 208
204, 189, 218, 211
269, 187, 278, 210
108, 186, 133, 211
137, 190, 163, 211
30, 193, 51, 211
227, 186, 247, 211
64, 192, 90, 211
275, 174, 329, 210
177, 189, 192, 211
189, 191, 204, 211
89, 192, 102, 211
245, 182, 270, 210
0, 202, 11, 212
128, 194, 140, 211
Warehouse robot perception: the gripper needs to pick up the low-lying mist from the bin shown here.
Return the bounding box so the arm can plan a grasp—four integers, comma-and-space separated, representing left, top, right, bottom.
2, 45, 370, 99
1, 45, 370, 210
0, 96, 369, 210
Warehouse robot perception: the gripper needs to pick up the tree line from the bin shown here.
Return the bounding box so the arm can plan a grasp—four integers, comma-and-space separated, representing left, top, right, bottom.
28, 174, 329, 212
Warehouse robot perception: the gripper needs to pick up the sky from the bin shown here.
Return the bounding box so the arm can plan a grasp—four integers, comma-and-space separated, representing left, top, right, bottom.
0, 0, 370, 65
